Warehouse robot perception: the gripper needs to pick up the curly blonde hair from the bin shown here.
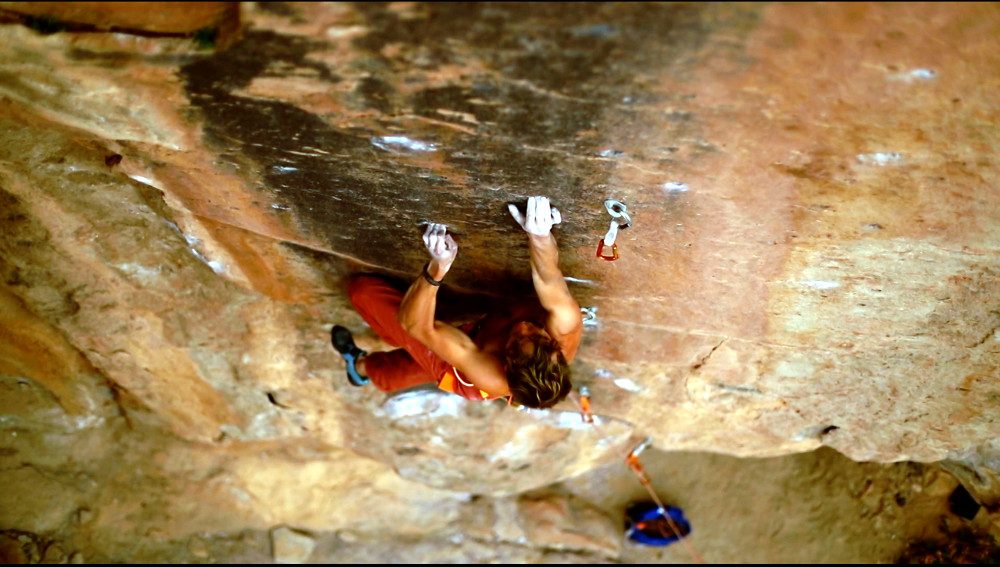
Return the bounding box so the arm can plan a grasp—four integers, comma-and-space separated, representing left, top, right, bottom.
504, 337, 572, 409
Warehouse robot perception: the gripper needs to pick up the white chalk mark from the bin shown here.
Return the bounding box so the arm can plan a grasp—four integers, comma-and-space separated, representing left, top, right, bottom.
116, 262, 160, 279
856, 152, 904, 166
180, 233, 226, 274
381, 388, 467, 419
187, 246, 226, 274
801, 280, 840, 290
662, 181, 690, 193
128, 174, 157, 187
614, 378, 643, 392
371, 135, 438, 152
888, 68, 937, 82
554, 411, 603, 429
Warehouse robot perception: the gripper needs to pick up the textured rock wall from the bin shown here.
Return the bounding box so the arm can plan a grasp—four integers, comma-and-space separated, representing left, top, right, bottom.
0, 1, 997, 558
0, 2, 241, 42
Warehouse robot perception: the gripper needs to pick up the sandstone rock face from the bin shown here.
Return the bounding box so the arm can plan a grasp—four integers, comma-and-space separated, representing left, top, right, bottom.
0, 1, 997, 561
0, 2, 240, 38
366, 388, 634, 495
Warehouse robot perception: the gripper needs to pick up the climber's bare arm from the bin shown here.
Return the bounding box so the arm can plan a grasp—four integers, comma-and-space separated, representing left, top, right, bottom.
527, 233, 583, 360
508, 197, 584, 361
398, 224, 511, 397
409, 319, 510, 397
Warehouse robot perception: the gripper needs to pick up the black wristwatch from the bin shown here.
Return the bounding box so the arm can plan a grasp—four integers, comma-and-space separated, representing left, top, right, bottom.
422, 262, 443, 286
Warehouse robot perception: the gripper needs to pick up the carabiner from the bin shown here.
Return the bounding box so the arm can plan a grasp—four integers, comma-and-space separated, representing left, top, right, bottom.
596, 239, 619, 261
597, 218, 621, 261
597, 199, 631, 262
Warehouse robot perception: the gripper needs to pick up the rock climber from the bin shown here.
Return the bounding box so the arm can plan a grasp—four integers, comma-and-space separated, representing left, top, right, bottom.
331, 196, 582, 408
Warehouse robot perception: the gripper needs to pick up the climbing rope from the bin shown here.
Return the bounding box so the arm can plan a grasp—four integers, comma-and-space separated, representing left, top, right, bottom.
571, 392, 706, 563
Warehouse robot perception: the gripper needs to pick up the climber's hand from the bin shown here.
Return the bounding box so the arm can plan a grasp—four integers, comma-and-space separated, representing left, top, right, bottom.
508, 196, 562, 237
423, 223, 458, 268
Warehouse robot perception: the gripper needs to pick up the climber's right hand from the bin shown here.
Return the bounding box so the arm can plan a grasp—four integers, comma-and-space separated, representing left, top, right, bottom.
423, 223, 458, 269
508, 196, 562, 237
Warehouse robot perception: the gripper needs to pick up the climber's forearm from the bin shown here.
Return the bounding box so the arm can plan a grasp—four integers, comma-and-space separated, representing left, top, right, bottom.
398, 259, 451, 336
527, 233, 572, 311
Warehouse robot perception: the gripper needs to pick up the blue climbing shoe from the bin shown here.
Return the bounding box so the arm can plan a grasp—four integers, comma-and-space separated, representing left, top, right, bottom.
331, 325, 369, 386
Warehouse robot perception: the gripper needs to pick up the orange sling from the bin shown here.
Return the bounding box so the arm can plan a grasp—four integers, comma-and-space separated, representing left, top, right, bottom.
438, 367, 491, 400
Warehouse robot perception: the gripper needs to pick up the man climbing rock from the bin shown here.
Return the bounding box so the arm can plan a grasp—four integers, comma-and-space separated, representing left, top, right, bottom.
331, 196, 583, 408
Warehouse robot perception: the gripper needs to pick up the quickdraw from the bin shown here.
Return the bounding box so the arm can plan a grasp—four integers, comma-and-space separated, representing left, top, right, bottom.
578, 386, 594, 423
597, 199, 631, 261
